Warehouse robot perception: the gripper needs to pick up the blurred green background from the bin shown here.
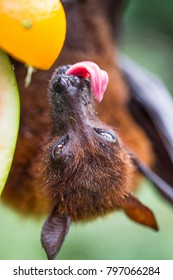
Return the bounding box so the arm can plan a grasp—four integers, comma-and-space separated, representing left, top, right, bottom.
1, 0, 173, 260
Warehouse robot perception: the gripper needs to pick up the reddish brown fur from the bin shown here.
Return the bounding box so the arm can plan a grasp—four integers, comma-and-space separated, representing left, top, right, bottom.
42, 127, 133, 221
2, 0, 154, 218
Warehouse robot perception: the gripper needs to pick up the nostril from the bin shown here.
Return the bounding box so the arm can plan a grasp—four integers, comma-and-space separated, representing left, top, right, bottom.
53, 77, 67, 93
57, 77, 62, 83
60, 77, 68, 86
52, 75, 82, 96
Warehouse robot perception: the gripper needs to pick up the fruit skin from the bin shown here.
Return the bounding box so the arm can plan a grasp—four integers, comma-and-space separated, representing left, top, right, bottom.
0, 49, 20, 196
0, 0, 66, 70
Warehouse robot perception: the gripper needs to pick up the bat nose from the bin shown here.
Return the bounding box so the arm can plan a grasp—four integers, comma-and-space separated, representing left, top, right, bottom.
52, 75, 82, 96
52, 76, 68, 93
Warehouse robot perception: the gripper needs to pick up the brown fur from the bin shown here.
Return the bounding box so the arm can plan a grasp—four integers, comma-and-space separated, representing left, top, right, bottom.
2, 0, 154, 219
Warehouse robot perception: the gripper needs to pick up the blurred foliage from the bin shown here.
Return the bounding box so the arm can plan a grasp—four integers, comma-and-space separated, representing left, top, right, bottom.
126, 0, 173, 36
1, 0, 173, 260
122, 0, 173, 94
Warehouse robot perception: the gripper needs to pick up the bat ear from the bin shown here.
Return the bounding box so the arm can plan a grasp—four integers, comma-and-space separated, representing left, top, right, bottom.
121, 193, 158, 231
41, 208, 71, 260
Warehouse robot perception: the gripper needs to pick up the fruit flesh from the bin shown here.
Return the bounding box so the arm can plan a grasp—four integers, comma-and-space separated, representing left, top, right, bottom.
0, 49, 20, 195
0, 0, 66, 69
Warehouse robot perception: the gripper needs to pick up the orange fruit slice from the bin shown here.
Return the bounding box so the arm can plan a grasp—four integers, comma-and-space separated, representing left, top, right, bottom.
0, 0, 66, 69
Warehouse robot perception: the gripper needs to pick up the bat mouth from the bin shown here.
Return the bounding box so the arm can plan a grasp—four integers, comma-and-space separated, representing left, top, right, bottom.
66, 61, 109, 102
49, 61, 109, 103
49, 65, 92, 105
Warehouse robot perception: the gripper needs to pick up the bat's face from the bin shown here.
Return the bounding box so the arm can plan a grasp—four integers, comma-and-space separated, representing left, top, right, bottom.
43, 65, 133, 221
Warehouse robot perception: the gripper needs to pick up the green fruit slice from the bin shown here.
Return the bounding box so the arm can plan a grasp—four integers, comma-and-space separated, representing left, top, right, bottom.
0, 49, 20, 196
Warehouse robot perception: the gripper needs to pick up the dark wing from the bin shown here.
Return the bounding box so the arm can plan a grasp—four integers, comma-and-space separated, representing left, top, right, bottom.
41, 208, 71, 260
118, 55, 173, 203
129, 150, 173, 204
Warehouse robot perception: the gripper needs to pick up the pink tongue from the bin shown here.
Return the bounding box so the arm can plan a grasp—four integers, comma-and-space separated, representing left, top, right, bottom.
65, 61, 109, 102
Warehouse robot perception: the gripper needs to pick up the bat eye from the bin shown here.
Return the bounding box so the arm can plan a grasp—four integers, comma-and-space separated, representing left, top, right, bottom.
51, 136, 69, 160
94, 127, 116, 142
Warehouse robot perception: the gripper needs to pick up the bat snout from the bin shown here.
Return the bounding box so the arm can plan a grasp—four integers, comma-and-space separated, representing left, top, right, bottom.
51, 74, 84, 98
53, 76, 68, 93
